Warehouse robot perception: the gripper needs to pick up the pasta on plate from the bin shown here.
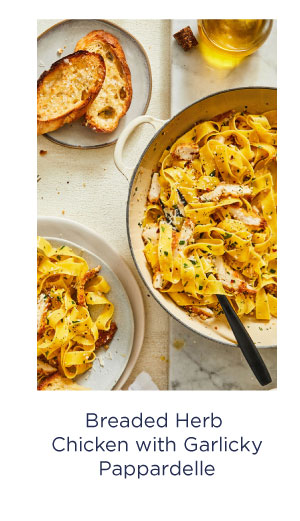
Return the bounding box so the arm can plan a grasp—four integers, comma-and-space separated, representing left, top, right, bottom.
37, 237, 117, 384
142, 110, 277, 321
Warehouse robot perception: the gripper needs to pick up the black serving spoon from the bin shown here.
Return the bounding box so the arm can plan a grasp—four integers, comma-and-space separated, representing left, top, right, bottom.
217, 294, 272, 386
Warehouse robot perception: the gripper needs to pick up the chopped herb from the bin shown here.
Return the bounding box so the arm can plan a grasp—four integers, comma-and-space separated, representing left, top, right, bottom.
195, 274, 200, 278
161, 226, 165, 232
179, 240, 185, 245
198, 285, 203, 290
59, 245, 65, 250
222, 232, 232, 240
270, 269, 276, 274
209, 170, 216, 177
164, 251, 168, 256
72, 320, 80, 324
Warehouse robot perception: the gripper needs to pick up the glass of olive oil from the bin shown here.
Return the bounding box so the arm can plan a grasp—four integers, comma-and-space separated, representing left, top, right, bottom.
198, 19, 273, 68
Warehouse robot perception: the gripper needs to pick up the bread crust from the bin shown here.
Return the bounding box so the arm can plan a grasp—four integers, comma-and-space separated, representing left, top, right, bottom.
37, 50, 106, 135
75, 31, 132, 133
37, 372, 89, 391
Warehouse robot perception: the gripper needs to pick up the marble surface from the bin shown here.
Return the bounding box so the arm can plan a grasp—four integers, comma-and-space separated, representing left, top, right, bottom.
171, 20, 277, 112
170, 320, 277, 391
169, 19, 277, 390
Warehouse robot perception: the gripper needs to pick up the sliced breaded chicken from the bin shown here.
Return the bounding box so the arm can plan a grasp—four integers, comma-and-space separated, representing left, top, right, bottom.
200, 183, 252, 202
172, 143, 200, 161
214, 256, 256, 294
228, 206, 267, 229
173, 219, 195, 256
77, 266, 101, 306
153, 271, 164, 289
148, 172, 161, 203
37, 293, 51, 335
185, 305, 214, 319
142, 223, 160, 244
95, 322, 117, 348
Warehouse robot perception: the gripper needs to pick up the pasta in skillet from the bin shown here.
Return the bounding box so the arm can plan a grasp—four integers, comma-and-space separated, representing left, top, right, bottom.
142, 110, 277, 321
37, 237, 117, 383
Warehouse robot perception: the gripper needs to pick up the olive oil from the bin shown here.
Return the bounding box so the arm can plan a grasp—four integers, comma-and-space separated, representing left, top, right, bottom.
198, 19, 273, 68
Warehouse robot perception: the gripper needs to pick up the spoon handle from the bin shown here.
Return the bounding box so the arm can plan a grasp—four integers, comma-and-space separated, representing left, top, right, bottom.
217, 294, 272, 386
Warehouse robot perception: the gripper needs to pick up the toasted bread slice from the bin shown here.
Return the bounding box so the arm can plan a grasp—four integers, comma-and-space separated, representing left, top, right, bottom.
75, 31, 132, 133
37, 50, 106, 135
37, 373, 90, 391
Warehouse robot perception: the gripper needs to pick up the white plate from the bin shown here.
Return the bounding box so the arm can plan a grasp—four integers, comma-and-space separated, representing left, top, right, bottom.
37, 19, 152, 149
37, 216, 145, 389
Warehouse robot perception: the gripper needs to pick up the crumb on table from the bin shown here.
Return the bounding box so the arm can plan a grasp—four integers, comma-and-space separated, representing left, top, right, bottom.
173, 26, 198, 51
39, 150, 47, 156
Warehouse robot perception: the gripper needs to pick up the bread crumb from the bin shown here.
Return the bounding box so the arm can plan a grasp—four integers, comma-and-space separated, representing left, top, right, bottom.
39, 150, 47, 156
83, 183, 86, 187
57, 48, 63, 55
173, 26, 198, 51
62, 210, 65, 215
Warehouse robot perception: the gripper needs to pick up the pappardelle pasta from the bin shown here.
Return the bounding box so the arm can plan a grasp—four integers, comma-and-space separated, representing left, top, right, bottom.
142, 109, 277, 321
37, 237, 117, 384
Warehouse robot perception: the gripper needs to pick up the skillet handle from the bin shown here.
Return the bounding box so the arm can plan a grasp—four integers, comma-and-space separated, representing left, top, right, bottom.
114, 115, 166, 180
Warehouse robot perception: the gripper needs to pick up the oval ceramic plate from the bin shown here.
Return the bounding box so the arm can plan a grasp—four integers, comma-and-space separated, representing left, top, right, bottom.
37, 19, 152, 149
37, 217, 145, 389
